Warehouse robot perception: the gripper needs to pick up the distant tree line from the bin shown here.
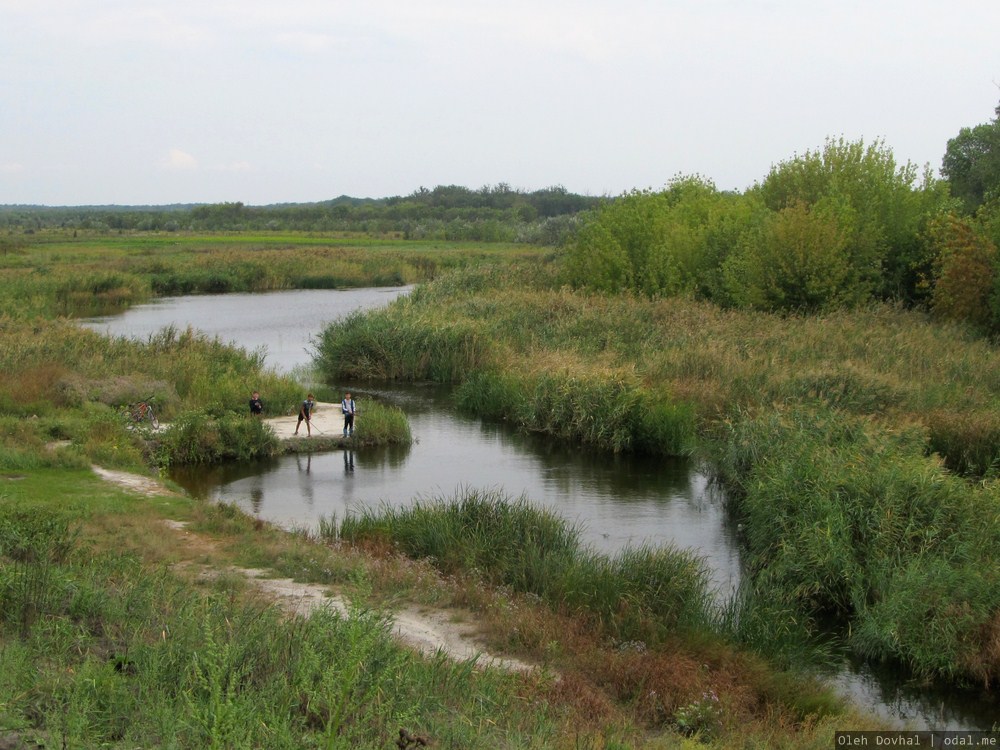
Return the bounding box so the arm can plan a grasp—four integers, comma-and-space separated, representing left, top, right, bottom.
0, 184, 601, 245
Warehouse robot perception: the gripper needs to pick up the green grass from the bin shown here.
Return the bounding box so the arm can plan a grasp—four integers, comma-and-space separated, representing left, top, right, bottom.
0, 473, 566, 749
0, 468, 857, 749
0, 231, 543, 318
340, 488, 716, 642
0, 232, 957, 743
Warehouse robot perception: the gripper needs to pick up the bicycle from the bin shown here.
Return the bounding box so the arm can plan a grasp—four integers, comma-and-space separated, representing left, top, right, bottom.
124, 400, 159, 429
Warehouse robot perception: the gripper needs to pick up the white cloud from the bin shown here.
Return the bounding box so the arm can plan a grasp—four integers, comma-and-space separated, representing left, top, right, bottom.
159, 149, 199, 171
0, 163, 25, 174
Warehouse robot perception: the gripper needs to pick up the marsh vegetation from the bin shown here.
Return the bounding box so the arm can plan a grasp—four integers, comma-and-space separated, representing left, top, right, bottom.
4, 115, 1000, 745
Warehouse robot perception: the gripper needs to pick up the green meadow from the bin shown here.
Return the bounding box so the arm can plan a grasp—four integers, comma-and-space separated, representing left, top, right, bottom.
0, 231, 541, 318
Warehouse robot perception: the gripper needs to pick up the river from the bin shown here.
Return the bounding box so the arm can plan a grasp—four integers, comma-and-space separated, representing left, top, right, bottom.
82, 287, 999, 731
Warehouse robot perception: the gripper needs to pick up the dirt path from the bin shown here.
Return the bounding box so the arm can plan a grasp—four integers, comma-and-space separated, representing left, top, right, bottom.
95, 465, 535, 674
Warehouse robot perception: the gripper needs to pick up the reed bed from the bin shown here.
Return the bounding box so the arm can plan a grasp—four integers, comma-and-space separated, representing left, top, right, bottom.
340, 488, 716, 643
454, 370, 696, 455
0, 317, 301, 470
714, 406, 1000, 683
0, 232, 539, 319
316, 263, 1000, 471
316, 261, 1000, 685
349, 399, 412, 446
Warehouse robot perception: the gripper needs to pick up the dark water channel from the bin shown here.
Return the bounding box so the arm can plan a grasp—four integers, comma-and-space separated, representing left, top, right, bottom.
83, 288, 998, 731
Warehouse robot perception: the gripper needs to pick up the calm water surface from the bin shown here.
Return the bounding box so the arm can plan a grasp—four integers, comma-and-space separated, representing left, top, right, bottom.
82, 288, 998, 731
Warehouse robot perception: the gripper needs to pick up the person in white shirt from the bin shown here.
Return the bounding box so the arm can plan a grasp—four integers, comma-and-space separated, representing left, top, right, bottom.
341, 392, 357, 437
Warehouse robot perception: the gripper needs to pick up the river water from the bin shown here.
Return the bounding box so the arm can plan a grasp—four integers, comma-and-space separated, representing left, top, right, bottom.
82, 287, 998, 731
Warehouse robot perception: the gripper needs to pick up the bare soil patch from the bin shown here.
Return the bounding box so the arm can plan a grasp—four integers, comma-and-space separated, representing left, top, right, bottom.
261, 401, 344, 440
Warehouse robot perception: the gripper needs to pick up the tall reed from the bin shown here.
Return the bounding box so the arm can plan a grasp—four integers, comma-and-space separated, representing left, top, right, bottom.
317, 263, 1000, 473
712, 405, 1000, 683
455, 370, 696, 455
340, 488, 716, 642
318, 262, 1000, 684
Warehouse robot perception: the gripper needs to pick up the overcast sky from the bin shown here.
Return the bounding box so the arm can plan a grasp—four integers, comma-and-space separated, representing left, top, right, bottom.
2, 0, 998, 206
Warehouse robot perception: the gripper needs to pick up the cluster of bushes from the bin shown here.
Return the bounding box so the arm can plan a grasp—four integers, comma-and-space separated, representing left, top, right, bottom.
713, 406, 1000, 683
562, 137, 1000, 334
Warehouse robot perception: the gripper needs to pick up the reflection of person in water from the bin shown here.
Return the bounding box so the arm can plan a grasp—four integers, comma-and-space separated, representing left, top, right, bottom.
344, 450, 355, 473
249, 487, 264, 515
295, 454, 315, 508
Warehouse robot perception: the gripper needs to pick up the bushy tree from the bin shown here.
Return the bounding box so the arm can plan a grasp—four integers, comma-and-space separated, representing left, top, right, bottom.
925, 213, 998, 332
752, 137, 943, 302
721, 199, 860, 311
562, 189, 665, 293
562, 219, 632, 293
650, 179, 762, 300
942, 101, 1000, 214
562, 176, 755, 298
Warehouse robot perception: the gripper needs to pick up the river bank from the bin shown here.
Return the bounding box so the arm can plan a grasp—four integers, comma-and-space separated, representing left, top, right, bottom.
96, 463, 534, 673
0, 462, 859, 748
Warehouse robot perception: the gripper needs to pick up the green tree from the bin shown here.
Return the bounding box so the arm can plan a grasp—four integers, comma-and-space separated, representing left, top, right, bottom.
752, 137, 942, 302
926, 213, 998, 331
562, 220, 631, 292
942, 101, 1000, 214
563, 176, 757, 299
721, 199, 859, 312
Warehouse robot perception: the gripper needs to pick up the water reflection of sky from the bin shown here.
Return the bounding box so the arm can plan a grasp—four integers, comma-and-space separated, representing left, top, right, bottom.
82, 287, 410, 373
173, 383, 742, 597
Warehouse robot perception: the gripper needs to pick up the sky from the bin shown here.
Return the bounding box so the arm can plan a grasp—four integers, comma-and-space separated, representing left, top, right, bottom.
2, 0, 999, 206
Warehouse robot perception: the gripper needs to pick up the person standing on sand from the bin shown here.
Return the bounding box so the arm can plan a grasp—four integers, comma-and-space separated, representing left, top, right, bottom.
341, 392, 356, 437
249, 391, 263, 416
294, 393, 316, 436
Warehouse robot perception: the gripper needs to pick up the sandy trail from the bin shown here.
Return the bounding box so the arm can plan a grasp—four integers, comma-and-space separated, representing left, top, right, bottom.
261, 400, 345, 440
98, 466, 535, 674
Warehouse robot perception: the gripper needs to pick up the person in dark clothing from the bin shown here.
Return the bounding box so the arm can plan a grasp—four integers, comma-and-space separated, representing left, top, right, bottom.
249, 391, 263, 416
294, 393, 316, 436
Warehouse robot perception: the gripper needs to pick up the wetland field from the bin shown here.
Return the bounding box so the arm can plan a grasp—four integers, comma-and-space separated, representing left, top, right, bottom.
1, 229, 998, 747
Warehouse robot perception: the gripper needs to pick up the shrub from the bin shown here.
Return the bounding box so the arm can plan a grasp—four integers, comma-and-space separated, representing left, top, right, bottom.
926, 213, 998, 331
157, 411, 279, 465
721, 199, 861, 311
